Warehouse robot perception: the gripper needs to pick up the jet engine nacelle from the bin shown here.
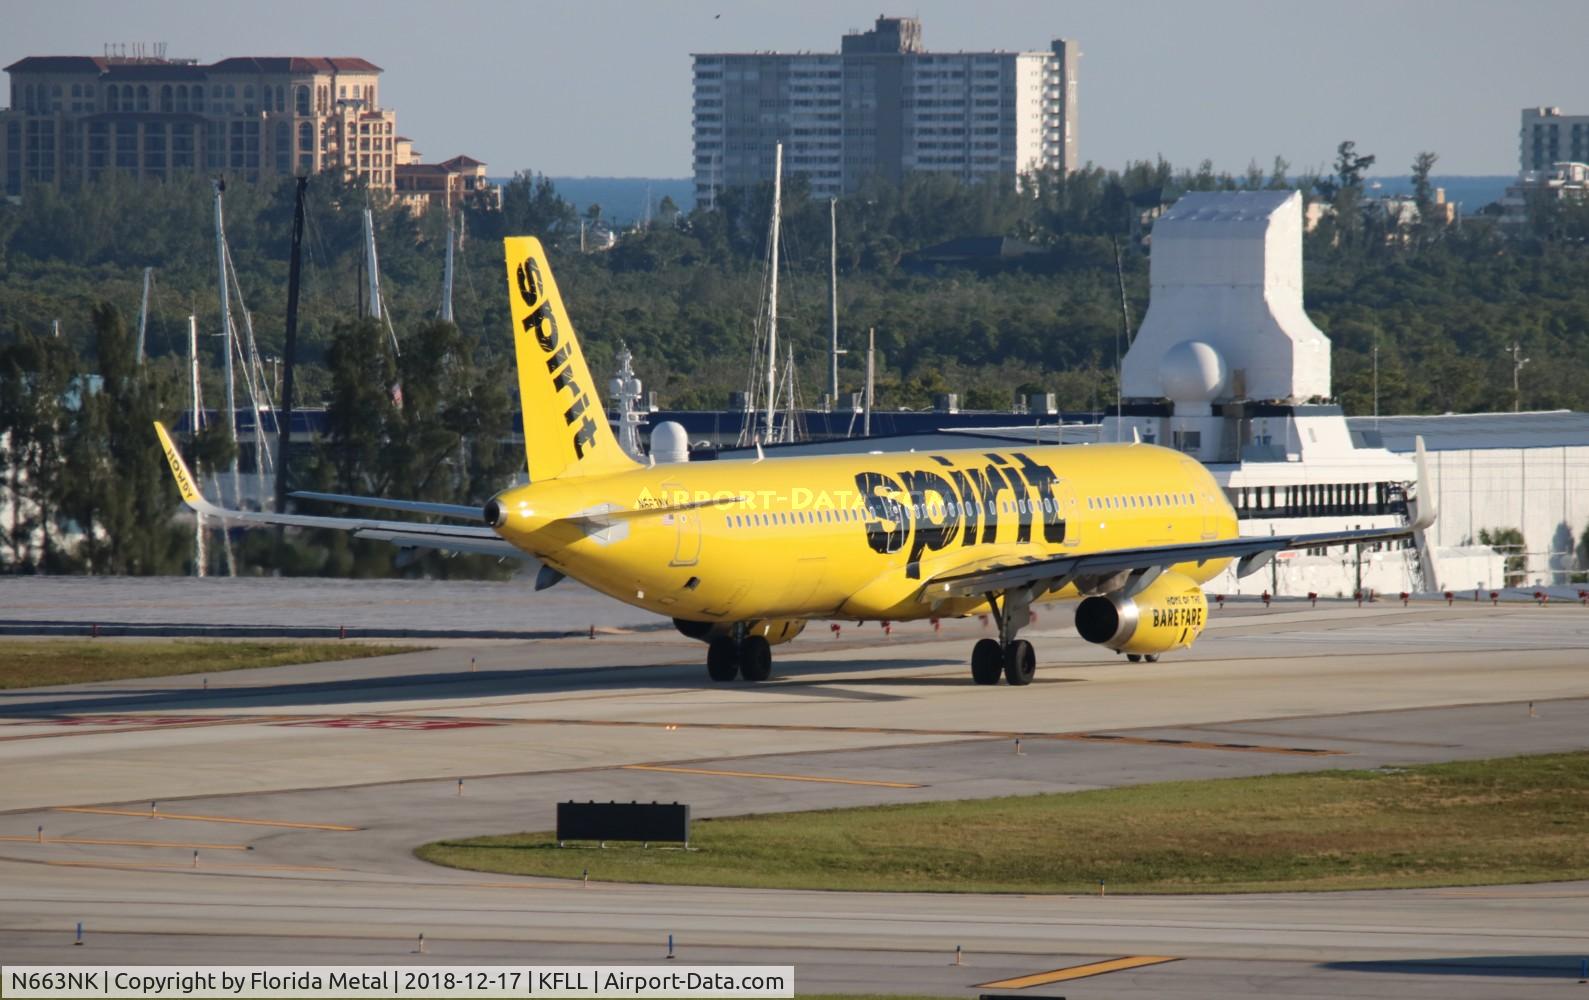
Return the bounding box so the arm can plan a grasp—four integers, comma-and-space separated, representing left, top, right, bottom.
673, 618, 807, 646
1073, 571, 1207, 656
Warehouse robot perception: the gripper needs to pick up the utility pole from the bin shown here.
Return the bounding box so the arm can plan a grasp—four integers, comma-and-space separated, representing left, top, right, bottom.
863, 327, 875, 438
1509, 341, 1530, 413
440, 212, 455, 323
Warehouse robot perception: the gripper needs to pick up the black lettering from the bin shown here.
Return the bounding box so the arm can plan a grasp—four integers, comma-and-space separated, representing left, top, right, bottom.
1013, 452, 1067, 544
855, 472, 908, 555
949, 469, 981, 546
960, 465, 1005, 544
545, 341, 571, 374
515, 258, 544, 308
900, 469, 959, 577
563, 393, 589, 426
532, 304, 560, 351
572, 415, 598, 458
996, 458, 1035, 544
551, 364, 577, 393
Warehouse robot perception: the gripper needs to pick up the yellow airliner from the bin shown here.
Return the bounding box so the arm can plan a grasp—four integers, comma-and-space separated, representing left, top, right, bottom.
155, 236, 1434, 686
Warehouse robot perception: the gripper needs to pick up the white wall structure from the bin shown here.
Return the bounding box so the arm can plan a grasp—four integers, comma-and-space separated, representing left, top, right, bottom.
1352, 412, 1589, 587
1122, 191, 1331, 411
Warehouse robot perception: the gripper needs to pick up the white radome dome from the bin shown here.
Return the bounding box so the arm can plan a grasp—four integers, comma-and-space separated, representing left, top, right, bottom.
650, 421, 690, 464
1159, 340, 1228, 402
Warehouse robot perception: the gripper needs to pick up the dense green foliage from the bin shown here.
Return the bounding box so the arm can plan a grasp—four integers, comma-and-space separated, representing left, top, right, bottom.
3, 145, 1588, 575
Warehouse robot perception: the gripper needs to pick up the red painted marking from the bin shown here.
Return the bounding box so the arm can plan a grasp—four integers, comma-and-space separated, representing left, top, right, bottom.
47, 715, 222, 727
275, 718, 499, 731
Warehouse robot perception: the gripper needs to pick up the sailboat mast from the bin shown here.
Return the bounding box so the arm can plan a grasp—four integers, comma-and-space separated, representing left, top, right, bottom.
828, 197, 839, 404
764, 142, 782, 443
188, 314, 206, 577
363, 207, 383, 321
212, 179, 239, 506
135, 267, 152, 365
440, 213, 456, 323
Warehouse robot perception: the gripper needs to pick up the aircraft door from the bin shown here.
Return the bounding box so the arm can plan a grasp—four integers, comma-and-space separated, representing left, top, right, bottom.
663, 480, 701, 567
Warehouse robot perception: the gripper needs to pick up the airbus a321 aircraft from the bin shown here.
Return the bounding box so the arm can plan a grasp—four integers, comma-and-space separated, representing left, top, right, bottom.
156, 236, 1434, 686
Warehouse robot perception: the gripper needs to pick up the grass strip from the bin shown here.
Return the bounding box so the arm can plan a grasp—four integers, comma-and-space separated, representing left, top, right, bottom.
418, 752, 1589, 894
0, 639, 423, 689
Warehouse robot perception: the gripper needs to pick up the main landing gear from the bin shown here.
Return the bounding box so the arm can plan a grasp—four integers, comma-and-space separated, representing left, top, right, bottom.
970, 587, 1037, 686
706, 628, 773, 683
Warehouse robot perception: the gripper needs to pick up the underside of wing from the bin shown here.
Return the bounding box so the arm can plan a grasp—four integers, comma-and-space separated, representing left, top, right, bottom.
927, 524, 1420, 601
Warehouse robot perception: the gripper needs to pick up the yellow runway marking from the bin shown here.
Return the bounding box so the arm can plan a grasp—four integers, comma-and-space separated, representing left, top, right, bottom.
54, 807, 359, 831
977, 955, 1180, 987
0, 835, 250, 851
621, 764, 922, 788
46, 860, 337, 873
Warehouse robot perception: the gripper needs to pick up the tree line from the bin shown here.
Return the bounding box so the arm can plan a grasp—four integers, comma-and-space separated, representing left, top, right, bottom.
4, 143, 1589, 575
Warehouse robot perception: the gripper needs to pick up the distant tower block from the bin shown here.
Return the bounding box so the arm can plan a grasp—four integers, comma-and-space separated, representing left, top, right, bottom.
1122, 190, 1331, 404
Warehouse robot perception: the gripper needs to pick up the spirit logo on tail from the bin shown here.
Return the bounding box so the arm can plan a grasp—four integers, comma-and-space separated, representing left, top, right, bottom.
516, 255, 598, 458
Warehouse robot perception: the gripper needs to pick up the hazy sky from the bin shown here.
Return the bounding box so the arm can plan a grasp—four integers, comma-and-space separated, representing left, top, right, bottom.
6, 0, 1586, 178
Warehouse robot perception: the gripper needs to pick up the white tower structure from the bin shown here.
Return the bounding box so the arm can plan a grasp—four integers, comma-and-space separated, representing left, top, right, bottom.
1121, 191, 1331, 461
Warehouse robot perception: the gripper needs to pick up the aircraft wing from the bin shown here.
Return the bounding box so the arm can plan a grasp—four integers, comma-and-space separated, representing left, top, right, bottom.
929, 436, 1438, 601
154, 422, 525, 561
926, 523, 1421, 600
289, 490, 486, 521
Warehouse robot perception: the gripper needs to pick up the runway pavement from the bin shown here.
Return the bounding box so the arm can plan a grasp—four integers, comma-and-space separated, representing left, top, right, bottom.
2, 584, 1588, 997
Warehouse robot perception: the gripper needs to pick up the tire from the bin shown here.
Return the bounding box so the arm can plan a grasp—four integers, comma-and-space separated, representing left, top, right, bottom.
1126, 653, 1143, 663
1003, 639, 1036, 686
706, 636, 740, 682
739, 635, 773, 682
971, 638, 1003, 685
1144, 654, 1160, 663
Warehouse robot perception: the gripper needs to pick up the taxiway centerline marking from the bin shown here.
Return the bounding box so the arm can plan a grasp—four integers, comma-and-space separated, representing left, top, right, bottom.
54, 807, 359, 831
976, 955, 1180, 987
0, 835, 250, 851
620, 764, 922, 788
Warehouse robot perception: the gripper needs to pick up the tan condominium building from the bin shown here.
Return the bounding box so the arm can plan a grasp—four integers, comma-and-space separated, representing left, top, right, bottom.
692, 15, 1078, 204
1, 53, 398, 199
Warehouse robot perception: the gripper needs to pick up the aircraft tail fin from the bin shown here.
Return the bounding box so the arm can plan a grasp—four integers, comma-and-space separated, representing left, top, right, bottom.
503, 236, 639, 481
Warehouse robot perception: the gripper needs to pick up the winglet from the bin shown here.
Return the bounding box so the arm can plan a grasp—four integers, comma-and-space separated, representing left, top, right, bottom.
1409, 434, 1438, 531
154, 421, 206, 509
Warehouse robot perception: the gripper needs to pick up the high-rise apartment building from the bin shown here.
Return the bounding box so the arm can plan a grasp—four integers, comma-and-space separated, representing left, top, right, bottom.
1520, 107, 1589, 173
1, 53, 398, 199
692, 16, 1077, 204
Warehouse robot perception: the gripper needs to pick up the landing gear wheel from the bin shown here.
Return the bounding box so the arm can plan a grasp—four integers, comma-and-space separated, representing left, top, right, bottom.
706, 636, 740, 682
739, 635, 773, 682
1003, 639, 1036, 686
1126, 653, 1143, 663
1144, 654, 1160, 663
971, 638, 1003, 685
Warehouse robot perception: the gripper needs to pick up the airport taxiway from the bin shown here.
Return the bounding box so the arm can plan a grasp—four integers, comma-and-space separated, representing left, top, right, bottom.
2, 583, 1587, 997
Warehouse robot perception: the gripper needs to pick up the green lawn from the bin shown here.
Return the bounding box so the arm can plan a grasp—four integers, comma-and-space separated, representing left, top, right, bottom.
418, 752, 1589, 894
0, 639, 423, 689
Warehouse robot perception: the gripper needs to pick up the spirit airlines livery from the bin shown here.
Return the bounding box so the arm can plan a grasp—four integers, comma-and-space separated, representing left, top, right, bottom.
155, 237, 1435, 686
